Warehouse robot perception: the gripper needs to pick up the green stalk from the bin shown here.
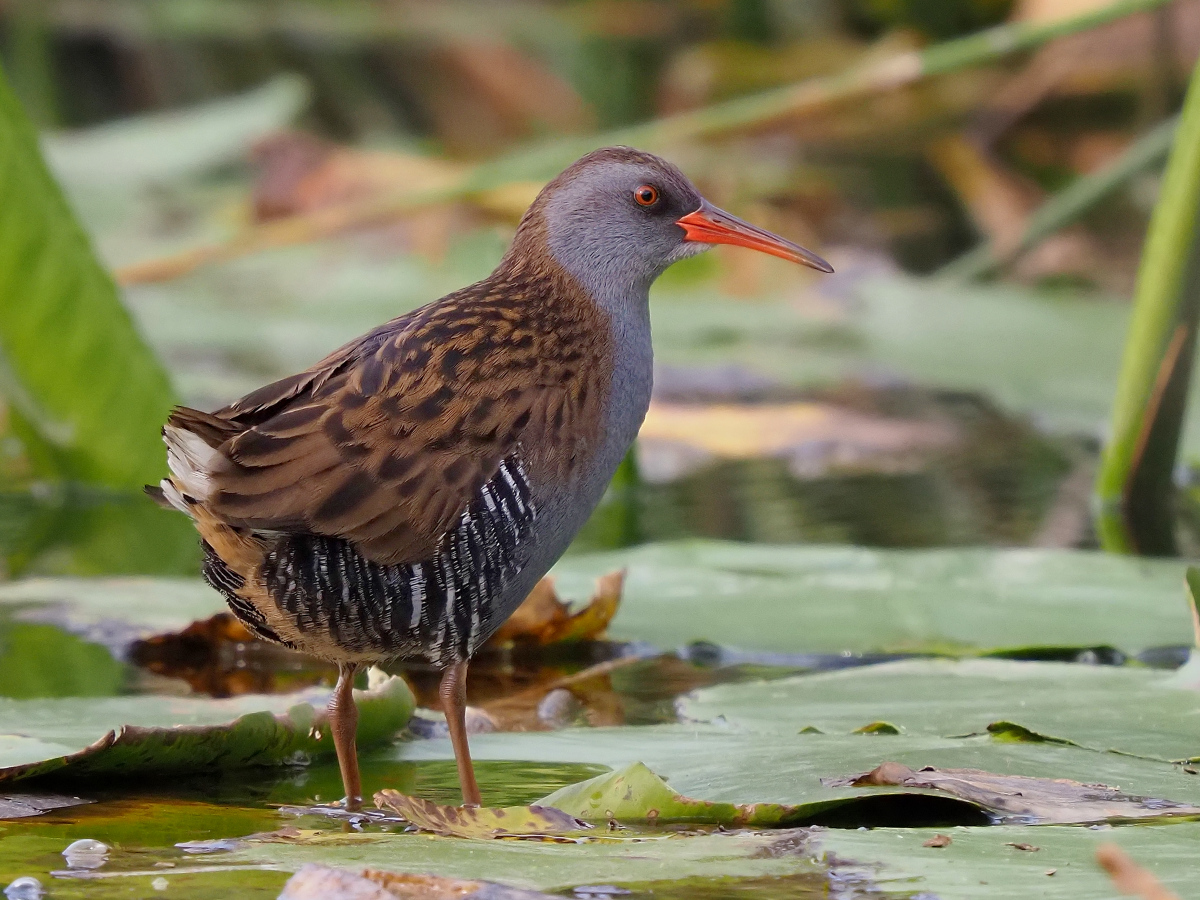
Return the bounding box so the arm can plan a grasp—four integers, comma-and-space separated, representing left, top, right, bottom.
939, 116, 1180, 281
1095, 57, 1200, 554
117, 0, 1177, 285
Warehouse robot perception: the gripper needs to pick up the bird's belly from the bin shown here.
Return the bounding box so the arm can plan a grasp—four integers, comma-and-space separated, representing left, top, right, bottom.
243, 456, 538, 665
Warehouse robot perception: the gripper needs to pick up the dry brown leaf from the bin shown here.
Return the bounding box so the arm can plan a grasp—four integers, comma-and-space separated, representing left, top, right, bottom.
277, 863, 560, 900
1096, 844, 1182, 900
374, 791, 590, 840
828, 763, 1200, 825
487, 571, 624, 647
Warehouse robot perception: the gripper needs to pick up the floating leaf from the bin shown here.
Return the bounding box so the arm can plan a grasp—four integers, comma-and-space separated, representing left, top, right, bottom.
540, 762, 808, 827
373, 790, 590, 839
0, 791, 90, 819
0, 672, 413, 784
552, 542, 1193, 656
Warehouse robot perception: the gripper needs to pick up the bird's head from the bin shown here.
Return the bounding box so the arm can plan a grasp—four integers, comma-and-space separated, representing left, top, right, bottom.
506, 146, 832, 310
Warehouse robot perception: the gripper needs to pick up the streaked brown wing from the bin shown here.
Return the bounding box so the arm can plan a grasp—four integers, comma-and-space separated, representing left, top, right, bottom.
204, 284, 571, 567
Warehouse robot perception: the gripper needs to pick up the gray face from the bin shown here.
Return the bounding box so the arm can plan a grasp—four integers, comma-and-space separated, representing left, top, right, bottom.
543, 158, 708, 313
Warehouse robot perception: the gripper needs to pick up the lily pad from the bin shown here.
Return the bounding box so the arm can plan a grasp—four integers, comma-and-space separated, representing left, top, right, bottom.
677, 659, 1200, 761
0, 672, 413, 783
817, 821, 1200, 899
397, 659, 1200, 825
551, 543, 1193, 656
1, 543, 1192, 668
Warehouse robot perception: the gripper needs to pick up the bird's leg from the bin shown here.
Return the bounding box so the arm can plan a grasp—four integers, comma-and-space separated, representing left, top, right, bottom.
439, 660, 481, 807
328, 662, 362, 811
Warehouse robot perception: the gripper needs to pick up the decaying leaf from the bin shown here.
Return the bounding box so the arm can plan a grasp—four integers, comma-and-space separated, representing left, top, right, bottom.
487, 572, 624, 647
373, 791, 591, 840
277, 863, 559, 900
1096, 843, 1182, 900
540, 762, 809, 827
0, 672, 413, 785
826, 762, 1200, 825
0, 792, 91, 819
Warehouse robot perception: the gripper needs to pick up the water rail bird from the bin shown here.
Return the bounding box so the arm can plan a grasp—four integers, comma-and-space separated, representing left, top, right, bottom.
149, 147, 832, 810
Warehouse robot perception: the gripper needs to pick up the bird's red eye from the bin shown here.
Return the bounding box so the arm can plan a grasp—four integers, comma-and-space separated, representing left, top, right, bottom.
634, 185, 659, 207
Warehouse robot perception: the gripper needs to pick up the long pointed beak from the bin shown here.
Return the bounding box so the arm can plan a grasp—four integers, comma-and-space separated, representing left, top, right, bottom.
676, 200, 833, 273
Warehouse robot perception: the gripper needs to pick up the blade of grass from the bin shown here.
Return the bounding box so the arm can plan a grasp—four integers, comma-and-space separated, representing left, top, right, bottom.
115, 0, 1176, 286
1095, 57, 1200, 554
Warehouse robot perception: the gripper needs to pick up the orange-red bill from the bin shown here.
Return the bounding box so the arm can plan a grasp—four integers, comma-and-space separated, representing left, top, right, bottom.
676, 200, 833, 273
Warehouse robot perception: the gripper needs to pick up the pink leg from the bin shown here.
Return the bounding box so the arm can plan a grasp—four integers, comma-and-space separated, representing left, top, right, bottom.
440, 660, 481, 807
328, 663, 362, 811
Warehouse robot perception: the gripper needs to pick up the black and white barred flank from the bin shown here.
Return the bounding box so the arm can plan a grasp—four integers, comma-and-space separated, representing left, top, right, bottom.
233, 456, 537, 665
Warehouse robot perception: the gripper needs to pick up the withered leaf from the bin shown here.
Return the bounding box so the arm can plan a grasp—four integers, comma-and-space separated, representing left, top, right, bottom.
373, 791, 591, 840
827, 762, 1200, 825
0, 793, 91, 819
487, 571, 623, 647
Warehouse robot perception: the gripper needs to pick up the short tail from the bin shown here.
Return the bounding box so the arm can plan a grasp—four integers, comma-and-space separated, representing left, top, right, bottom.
148, 406, 238, 517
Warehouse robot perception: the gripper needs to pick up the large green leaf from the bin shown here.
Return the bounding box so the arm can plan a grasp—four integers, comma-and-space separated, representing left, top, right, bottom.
818, 820, 1200, 899
677, 659, 1200, 761
394, 660, 1200, 816
0, 62, 176, 487
0, 673, 413, 783
1, 543, 1191, 663
550, 542, 1193, 655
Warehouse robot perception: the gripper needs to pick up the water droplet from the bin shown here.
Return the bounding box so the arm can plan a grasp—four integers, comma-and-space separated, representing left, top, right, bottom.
4, 877, 43, 900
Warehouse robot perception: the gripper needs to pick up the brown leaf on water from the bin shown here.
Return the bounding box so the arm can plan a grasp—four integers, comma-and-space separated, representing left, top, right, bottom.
827, 762, 1200, 825
923, 834, 952, 848
1096, 844, 1182, 900
373, 790, 591, 840
487, 571, 624, 647
0, 793, 91, 819
277, 863, 559, 900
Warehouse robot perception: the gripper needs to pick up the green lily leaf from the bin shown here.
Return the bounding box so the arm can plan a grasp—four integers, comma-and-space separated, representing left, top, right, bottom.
551, 542, 1193, 655
399, 659, 1200, 824
819, 820, 1200, 900
3, 542, 1191, 667
0, 672, 413, 787
541, 761, 809, 827
677, 659, 1200, 762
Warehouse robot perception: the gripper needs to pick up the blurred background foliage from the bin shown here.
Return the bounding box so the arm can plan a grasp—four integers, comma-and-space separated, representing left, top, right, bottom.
0, 0, 1199, 576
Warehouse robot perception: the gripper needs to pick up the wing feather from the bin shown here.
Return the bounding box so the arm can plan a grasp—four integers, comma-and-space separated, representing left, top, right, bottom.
183, 274, 610, 567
